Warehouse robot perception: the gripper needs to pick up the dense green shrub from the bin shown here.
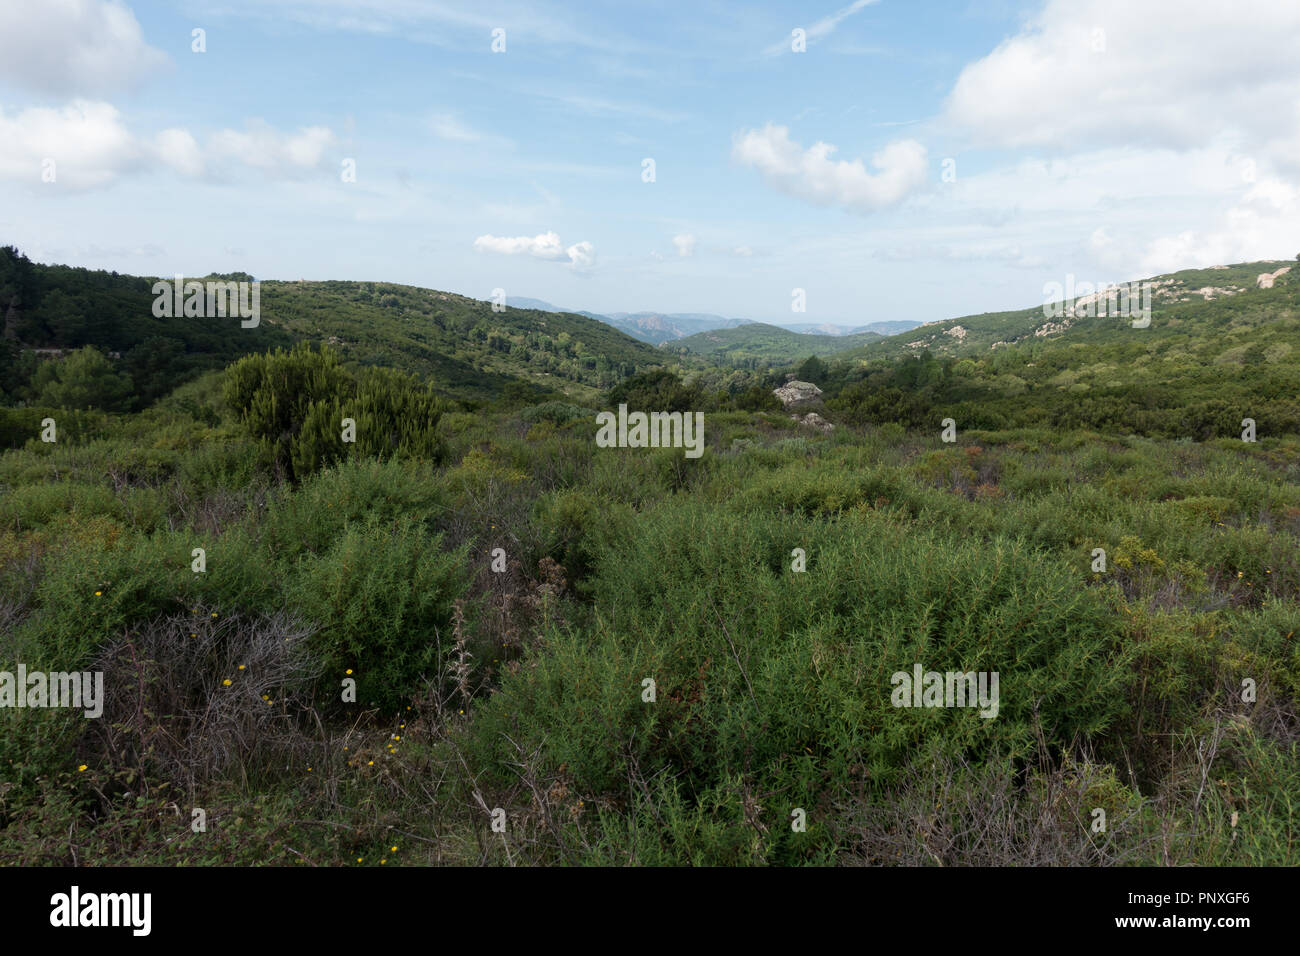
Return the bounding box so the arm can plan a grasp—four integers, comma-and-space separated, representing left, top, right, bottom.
223, 344, 446, 481
284, 515, 466, 712
468, 500, 1131, 862
30, 347, 133, 412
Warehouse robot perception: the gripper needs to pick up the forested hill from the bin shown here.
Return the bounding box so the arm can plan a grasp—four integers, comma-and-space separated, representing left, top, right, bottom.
0, 247, 664, 407
665, 321, 881, 366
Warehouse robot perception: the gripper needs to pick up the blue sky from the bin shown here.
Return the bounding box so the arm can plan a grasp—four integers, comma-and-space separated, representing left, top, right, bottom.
2, 0, 1298, 325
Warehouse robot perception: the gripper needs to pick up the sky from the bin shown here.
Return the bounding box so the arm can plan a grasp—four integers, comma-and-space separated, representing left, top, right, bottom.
2, 0, 1299, 326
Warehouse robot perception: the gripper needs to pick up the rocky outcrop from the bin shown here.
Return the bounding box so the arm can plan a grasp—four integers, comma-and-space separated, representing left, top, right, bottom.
1257, 267, 1291, 289
792, 412, 834, 432
773, 380, 822, 407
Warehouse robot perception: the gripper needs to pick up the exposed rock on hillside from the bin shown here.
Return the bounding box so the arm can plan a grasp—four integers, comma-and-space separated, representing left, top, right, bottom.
773, 380, 822, 407
1257, 267, 1292, 289
793, 412, 834, 432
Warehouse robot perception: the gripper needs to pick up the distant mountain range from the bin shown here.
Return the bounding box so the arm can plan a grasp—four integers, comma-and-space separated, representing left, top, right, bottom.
506, 297, 921, 344
782, 320, 921, 337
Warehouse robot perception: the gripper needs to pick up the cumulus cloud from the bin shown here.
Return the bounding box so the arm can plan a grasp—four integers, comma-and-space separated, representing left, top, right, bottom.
473, 231, 596, 267
0, 0, 170, 96
1139, 178, 1300, 273
208, 121, 337, 176
566, 240, 596, 267
932, 2, 1300, 276
672, 233, 696, 257
0, 101, 339, 188
0, 100, 143, 189
944, 0, 1300, 155
153, 128, 205, 178
732, 123, 927, 212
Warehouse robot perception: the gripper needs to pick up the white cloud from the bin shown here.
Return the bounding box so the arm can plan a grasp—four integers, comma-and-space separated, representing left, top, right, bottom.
766, 0, 879, 55
153, 128, 205, 178
0, 0, 169, 96
672, 233, 696, 257
733, 123, 927, 212
474, 232, 565, 258
807, 0, 877, 40
944, 0, 1300, 157
428, 111, 515, 151
0, 100, 142, 189
1140, 178, 1300, 273
928, 2, 1300, 278
208, 121, 337, 176
525, 89, 686, 124
566, 240, 596, 267
429, 113, 482, 142
0, 102, 340, 188
732, 245, 754, 257
473, 230, 596, 267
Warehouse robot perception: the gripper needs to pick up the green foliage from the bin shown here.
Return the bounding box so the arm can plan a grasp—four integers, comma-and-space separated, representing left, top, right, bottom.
727, 383, 782, 412
284, 514, 466, 712
519, 400, 590, 425
252, 279, 660, 400
666, 322, 880, 368
796, 354, 829, 384
223, 343, 446, 481
469, 500, 1130, 863
605, 367, 704, 412
30, 347, 133, 411
532, 488, 624, 587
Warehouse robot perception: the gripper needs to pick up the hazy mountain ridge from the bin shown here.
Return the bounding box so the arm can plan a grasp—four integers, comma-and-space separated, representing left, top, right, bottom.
783, 320, 921, 336
508, 297, 756, 344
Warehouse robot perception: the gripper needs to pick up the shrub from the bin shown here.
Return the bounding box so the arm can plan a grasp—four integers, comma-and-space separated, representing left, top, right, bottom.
284, 515, 467, 711
223, 344, 446, 481
31, 347, 133, 412
469, 500, 1131, 862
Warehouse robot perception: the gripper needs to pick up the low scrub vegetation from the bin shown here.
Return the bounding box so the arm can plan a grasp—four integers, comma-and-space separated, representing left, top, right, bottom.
2, 344, 1296, 865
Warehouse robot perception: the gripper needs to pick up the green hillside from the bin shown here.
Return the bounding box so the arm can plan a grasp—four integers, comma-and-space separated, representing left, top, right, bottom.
845, 259, 1299, 362
809, 259, 1300, 438
665, 321, 880, 367
252, 280, 664, 401
0, 247, 665, 409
